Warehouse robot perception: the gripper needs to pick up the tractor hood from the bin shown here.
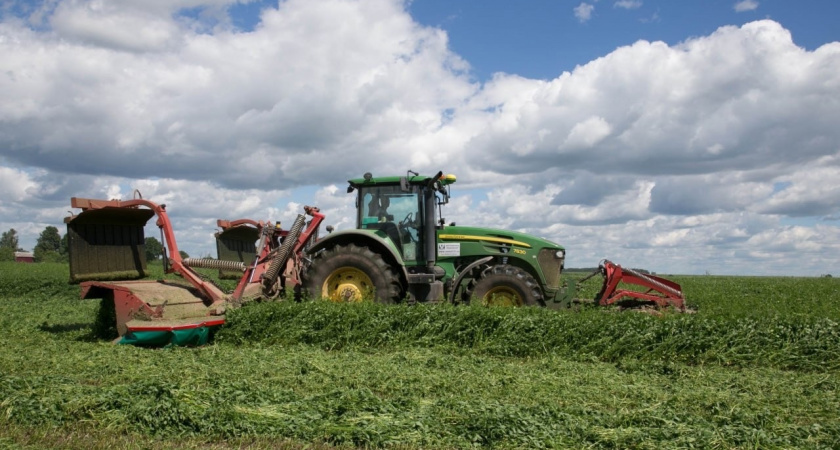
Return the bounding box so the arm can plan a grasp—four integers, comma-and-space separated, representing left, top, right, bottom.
438, 225, 564, 251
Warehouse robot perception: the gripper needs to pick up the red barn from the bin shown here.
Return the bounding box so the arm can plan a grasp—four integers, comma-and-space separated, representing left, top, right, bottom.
14, 252, 34, 263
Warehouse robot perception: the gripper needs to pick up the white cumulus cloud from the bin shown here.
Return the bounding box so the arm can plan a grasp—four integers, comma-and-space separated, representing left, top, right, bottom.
734, 1, 759, 12
614, 1, 642, 9
574, 3, 595, 23
0, 1, 838, 275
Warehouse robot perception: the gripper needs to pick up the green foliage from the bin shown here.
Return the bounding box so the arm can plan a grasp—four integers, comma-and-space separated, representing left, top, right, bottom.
33, 248, 64, 263
0, 247, 13, 262
145, 237, 163, 261
60, 233, 68, 256
217, 297, 840, 372
1, 262, 839, 448
34, 226, 61, 252
0, 228, 21, 251
0, 262, 74, 298
91, 298, 118, 340
0, 228, 22, 261
33, 226, 65, 263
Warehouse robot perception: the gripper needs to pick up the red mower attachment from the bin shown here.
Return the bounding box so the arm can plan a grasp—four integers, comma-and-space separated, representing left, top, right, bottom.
593, 260, 686, 311
65, 195, 325, 346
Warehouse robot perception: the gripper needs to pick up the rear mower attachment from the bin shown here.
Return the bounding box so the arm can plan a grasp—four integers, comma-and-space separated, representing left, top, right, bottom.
570, 260, 686, 312
214, 219, 262, 279
66, 196, 324, 346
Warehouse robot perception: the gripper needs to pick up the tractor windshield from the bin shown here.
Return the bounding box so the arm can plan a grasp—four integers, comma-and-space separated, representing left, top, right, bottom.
357, 185, 424, 261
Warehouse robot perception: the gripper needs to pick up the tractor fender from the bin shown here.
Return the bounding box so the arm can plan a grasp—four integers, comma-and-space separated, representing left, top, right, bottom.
447, 256, 493, 304
306, 229, 409, 285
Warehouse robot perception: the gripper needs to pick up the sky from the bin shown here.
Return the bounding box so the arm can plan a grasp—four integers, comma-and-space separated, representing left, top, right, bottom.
0, 0, 838, 275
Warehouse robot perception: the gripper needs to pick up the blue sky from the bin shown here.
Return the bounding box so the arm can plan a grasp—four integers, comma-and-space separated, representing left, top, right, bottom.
407, 0, 840, 79
224, 0, 840, 81
1, 0, 839, 274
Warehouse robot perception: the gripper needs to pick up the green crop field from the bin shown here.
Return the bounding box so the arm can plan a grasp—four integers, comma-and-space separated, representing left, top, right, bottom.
1, 261, 839, 449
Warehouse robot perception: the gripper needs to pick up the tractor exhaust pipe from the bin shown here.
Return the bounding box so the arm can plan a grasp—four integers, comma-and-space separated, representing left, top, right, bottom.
424, 181, 439, 270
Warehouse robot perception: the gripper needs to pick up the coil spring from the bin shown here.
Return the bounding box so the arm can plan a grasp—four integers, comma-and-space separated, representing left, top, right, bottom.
263, 214, 306, 285
183, 258, 246, 272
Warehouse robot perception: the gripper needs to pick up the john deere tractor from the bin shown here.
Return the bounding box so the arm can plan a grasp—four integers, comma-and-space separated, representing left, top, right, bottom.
303, 171, 570, 306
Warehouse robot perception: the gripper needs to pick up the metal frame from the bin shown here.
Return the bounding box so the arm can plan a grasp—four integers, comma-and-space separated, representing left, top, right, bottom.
596, 260, 686, 311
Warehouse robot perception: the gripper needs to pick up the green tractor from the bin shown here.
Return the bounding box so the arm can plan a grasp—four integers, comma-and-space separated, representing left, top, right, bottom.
303, 171, 570, 306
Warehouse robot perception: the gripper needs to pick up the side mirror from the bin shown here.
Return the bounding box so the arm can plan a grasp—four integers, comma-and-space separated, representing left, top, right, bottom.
437, 186, 450, 205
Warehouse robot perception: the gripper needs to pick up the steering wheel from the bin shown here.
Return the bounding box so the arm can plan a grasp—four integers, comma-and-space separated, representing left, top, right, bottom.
399, 212, 417, 243
400, 212, 414, 228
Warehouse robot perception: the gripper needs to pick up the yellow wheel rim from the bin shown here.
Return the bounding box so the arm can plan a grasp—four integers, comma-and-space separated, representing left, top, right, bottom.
322, 267, 373, 303
482, 286, 523, 307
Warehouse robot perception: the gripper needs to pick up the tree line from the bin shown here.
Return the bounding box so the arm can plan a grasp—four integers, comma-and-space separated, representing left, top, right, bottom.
0, 227, 66, 262
0, 227, 180, 263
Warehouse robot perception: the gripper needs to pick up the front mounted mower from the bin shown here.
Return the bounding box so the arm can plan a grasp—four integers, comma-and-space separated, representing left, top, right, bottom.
65, 195, 323, 346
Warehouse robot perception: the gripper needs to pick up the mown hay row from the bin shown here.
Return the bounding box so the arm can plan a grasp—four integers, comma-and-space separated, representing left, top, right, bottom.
217, 301, 840, 372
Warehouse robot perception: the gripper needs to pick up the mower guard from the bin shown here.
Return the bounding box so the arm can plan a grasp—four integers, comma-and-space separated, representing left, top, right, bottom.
65, 207, 155, 283
215, 219, 261, 279
81, 280, 225, 346
119, 321, 223, 347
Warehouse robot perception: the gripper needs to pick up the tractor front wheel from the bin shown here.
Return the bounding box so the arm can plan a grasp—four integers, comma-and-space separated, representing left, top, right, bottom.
304, 244, 402, 303
472, 265, 544, 307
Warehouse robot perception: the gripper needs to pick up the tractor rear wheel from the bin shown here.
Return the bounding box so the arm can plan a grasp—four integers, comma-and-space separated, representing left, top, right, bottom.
304, 244, 402, 303
472, 265, 544, 307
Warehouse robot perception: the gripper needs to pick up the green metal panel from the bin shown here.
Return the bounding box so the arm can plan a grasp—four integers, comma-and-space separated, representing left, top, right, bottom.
65, 208, 155, 283
215, 226, 259, 278
436, 225, 565, 292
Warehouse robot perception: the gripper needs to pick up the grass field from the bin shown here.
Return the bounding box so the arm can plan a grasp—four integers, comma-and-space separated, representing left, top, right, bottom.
1, 262, 838, 449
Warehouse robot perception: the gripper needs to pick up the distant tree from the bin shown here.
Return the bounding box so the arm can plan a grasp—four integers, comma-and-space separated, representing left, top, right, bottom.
34, 226, 63, 262
145, 237, 163, 262
60, 233, 69, 257
179, 250, 189, 260
34, 248, 64, 263
0, 228, 20, 251
0, 247, 13, 262
35, 226, 61, 252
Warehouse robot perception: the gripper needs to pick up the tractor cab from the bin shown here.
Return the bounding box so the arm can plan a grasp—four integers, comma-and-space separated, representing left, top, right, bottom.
349, 171, 454, 264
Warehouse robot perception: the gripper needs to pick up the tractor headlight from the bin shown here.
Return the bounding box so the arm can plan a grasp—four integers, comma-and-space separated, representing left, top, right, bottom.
555, 250, 565, 259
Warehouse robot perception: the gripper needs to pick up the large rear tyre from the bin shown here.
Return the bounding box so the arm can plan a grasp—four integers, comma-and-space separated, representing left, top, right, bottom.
472, 265, 544, 307
304, 244, 402, 303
